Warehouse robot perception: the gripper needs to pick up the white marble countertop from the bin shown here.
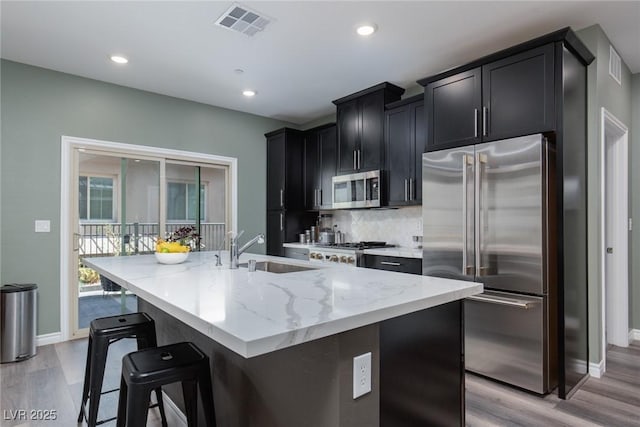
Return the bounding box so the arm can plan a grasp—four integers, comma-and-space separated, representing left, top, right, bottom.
84, 252, 480, 359
283, 242, 423, 259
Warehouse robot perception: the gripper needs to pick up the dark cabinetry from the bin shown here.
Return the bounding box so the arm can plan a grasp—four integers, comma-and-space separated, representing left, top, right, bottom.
266, 128, 316, 256
266, 128, 305, 210
385, 96, 425, 205
424, 44, 554, 151
266, 211, 317, 257
304, 124, 336, 210
418, 27, 595, 399
363, 254, 422, 275
333, 83, 404, 174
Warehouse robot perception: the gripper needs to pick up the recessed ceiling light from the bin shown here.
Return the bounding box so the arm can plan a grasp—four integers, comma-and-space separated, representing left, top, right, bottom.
110, 55, 129, 64
243, 90, 256, 97
356, 24, 377, 36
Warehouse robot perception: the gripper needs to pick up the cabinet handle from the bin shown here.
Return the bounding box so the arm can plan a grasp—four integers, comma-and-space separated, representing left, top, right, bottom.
482, 107, 488, 137
357, 150, 361, 170
467, 294, 537, 309
280, 212, 284, 231
280, 189, 284, 207
409, 178, 414, 201
404, 179, 408, 201
353, 150, 357, 170
380, 261, 401, 266
474, 108, 478, 138
318, 188, 322, 206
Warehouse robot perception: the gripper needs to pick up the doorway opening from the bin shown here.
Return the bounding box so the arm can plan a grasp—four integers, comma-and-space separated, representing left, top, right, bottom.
61, 136, 237, 340
600, 108, 629, 371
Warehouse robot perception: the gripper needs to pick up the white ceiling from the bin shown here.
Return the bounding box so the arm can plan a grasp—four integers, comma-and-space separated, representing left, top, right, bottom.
2, 1, 639, 125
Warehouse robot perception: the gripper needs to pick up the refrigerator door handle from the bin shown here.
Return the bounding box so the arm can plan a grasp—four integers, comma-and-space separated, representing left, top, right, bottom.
462, 154, 474, 275
467, 294, 538, 309
475, 153, 487, 276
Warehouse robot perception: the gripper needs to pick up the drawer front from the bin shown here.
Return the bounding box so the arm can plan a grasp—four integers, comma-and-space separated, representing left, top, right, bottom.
363, 255, 421, 275
465, 291, 552, 394
284, 247, 309, 261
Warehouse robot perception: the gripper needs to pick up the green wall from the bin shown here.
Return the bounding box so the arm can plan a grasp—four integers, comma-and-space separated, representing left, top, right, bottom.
632, 73, 640, 333
576, 25, 634, 363
0, 60, 292, 335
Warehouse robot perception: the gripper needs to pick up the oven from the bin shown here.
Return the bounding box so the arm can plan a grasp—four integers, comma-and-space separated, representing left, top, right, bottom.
332, 170, 382, 209
308, 242, 395, 268
308, 247, 359, 267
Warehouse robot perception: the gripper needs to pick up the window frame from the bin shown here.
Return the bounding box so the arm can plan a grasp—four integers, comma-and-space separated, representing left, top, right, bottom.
78, 173, 118, 223
166, 180, 208, 223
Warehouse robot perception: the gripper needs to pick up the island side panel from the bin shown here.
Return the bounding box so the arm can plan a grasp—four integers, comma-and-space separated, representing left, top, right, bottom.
138, 298, 380, 427
380, 300, 464, 427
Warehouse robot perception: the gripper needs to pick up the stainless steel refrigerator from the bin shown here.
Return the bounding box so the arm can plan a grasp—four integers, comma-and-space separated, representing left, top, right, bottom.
422, 134, 557, 394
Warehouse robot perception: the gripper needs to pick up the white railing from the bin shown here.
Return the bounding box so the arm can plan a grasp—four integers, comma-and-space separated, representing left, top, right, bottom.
78, 222, 226, 258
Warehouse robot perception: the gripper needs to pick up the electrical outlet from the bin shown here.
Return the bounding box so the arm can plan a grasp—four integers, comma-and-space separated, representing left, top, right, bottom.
353, 352, 372, 399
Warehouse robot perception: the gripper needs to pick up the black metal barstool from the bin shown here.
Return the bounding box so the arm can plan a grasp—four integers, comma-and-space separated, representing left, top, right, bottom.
78, 312, 168, 427
116, 341, 216, 427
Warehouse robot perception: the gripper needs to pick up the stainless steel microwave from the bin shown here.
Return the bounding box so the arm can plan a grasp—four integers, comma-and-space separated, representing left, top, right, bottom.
332, 170, 381, 209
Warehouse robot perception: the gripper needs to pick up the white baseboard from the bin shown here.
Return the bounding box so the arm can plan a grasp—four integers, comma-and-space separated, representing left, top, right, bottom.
629, 329, 640, 342
36, 332, 63, 347
589, 359, 605, 378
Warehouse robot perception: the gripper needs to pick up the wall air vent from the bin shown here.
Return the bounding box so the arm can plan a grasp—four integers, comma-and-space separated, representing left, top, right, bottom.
215, 3, 272, 37
609, 45, 622, 85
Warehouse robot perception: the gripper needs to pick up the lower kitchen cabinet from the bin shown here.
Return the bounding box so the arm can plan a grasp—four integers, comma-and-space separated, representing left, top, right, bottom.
267, 211, 317, 256
284, 247, 309, 260
363, 254, 422, 275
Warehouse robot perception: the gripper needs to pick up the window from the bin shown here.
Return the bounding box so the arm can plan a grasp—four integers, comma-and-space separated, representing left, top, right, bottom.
167, 182, 206, 221
79, 176, 115, 221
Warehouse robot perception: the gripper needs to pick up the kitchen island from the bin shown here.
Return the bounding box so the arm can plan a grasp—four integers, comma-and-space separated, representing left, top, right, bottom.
85, 252, 481, 427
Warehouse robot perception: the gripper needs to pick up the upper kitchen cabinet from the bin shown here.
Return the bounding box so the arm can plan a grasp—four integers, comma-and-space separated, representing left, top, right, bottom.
422, 43, 555, 151
265, 128, 305, 211
304, 123, 337, 210
333, 83, 404, 174
385, 95, 425, 206
425, 68, 482, 150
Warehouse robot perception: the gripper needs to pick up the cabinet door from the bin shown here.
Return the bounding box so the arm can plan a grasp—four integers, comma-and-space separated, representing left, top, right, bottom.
318, 125, 337, 209
304, 131, 319, 210
337, 99, 359, 173
266, 134, 286, 210
360, 90, 385, 171
412, 102, 426, 202
482, 44, 555, 140
425, 68, 482, 151
266, 210, 284, 256
385, 105, 412, 206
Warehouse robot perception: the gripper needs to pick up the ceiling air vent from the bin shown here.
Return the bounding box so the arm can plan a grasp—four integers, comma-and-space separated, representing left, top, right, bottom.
609, 45, 622, 85
215, 3, 272, 37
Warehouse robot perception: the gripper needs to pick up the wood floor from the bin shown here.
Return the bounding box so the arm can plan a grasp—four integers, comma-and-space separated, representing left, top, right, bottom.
466, 341, 640, 427
0, 339, 638, 426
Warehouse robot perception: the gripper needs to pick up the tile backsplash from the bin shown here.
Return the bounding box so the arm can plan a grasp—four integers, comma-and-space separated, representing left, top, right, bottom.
325, 206, 422, 248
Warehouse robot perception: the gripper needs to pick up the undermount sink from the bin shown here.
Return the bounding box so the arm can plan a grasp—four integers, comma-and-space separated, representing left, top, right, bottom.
238, 261, 318, 274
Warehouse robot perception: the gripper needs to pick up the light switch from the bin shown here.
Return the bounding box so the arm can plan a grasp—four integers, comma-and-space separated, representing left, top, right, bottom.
35, 220, 51, 233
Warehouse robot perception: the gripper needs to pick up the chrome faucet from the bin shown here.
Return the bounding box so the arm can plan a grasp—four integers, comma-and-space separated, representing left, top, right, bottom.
229, 231, 265, 269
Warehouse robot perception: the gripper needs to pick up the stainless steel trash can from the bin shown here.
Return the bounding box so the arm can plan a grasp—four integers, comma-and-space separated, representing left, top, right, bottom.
1, 283, 37, 363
